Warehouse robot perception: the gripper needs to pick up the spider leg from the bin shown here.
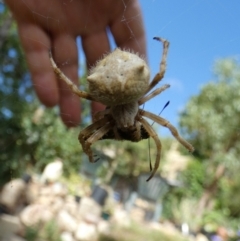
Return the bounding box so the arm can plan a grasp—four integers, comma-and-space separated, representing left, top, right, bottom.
79, 117, 110, 139
138, 84, 170, 105
82, 123, 113, 163
140, 109, 194, 153
49, 51, 95, 101
93, 108, 110, 121
137, 117, 162, 181
145, 37, 170, 94
78, 117, 113, 163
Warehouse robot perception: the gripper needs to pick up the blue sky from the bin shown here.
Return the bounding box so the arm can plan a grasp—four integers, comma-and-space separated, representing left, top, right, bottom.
136, 0, 240, 135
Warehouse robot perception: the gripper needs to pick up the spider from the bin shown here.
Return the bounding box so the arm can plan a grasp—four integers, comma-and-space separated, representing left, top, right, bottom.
49, 37, 194, 181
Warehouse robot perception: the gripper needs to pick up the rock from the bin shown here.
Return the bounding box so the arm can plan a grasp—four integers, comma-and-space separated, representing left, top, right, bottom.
0, 214, 22, 237
78, 197, 101, 221
57, 210, 78, 233
112, 207, 131, 228
25, 181, 41, 204
75, 222, 97, 241
36, 195, 54, 206
39, 186, 53, 196
84, 213, 100, 225
37, 184, 67, 206
51, 182, 68, 197
97, 220, 110, 235
51, 197, 64, 214
0, 179, 27, 214
129, 207, 145, 222
40, 159, 63, 184
20, 204, 53, 226
60, 232, 75, 241
63, 196, 79, 219
195, 233, 209, 241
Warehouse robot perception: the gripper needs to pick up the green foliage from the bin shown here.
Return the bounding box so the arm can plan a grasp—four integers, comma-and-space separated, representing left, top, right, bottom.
180, 58, 240, 163
21, 104, 83, 175
43, 220, 62, 241
217, 175, 240, 218
99, 223, 189, 241
0, 7, 34, 185
24, 226, 39, 241
181, 159, 205, 198
178, 58, 240, 225
24, 220, 61, 241
202, 210, 229, 228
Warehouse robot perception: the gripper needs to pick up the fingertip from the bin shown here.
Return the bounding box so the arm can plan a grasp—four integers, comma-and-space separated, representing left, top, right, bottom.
60, 98, 81, 127
32, 71, 59, 108
39, 97, 58, 108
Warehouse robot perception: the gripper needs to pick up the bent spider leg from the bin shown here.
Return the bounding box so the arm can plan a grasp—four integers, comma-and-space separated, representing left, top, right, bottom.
138, 117, 162, 182
140, 109, 195, 153
132, 121, 142, 142
145, 37, 170, 94
78, 116, 111, 162
79, 122, 112, 162
49, 51, 95, 101
138, 84, 170, 105
79, 116, 110, 141
78, 116, 110, 155
148, 138, 152, 171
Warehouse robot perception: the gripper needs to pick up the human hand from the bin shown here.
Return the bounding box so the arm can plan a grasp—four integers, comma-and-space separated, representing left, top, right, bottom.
5, 0, 146, 127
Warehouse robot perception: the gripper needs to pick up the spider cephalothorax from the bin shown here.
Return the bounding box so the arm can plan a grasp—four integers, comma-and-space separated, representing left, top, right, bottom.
49, 37, 194, 181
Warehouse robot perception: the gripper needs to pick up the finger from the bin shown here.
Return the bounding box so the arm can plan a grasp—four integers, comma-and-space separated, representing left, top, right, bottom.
18, 23, 59, 107
81, 30, 110, 114
110, 0, 146, 57
52, 34, 81, 127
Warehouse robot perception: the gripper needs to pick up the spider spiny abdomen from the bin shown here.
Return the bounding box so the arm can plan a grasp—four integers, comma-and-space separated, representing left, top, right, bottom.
87, 48, 150, 106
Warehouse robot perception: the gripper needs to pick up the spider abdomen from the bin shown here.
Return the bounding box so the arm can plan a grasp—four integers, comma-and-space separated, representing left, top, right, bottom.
87, 48, 150, 106
110, 101, 138, 128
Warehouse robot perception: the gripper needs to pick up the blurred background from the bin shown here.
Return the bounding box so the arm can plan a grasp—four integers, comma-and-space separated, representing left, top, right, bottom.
0, 1, 240, 241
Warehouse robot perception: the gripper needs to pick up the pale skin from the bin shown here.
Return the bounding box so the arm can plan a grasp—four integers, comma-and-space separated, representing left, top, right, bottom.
5, 0, 146, 127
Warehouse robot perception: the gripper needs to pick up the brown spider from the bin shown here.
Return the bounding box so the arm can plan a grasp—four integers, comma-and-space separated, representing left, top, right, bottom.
49, 37, 194, 181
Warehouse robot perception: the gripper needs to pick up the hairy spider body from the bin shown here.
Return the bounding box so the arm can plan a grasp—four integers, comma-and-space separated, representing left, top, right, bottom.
50, 37, 194, 181
88, 48, 150, 106
101, 124, 150, 141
